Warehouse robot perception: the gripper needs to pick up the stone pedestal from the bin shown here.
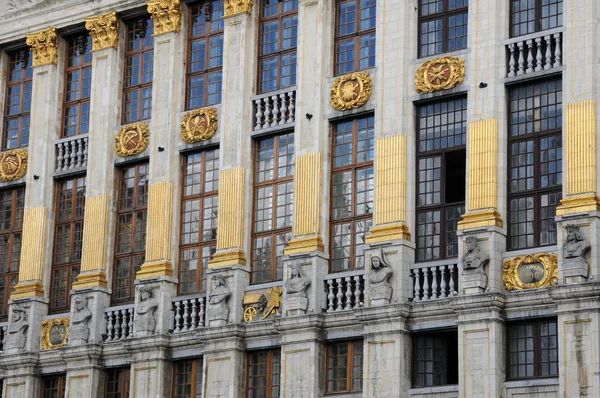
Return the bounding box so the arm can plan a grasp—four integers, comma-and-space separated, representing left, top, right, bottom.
62, 345, 105, 397
365, 240, 414, 306
285, 296, 308, 316
556, 215, 597, 285
134, 277, 176, 337
69, 288, 110, 346
281, 252, 328, 316
462, 271, 488, 295
457, 228, 505, 294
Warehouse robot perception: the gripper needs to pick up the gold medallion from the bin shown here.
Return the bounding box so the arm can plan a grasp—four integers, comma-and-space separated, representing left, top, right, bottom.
0, 149, 28, 182
180, 108, 218, 143
330, 71, 373, 111
415, 56, 465, 93
503, 253, 558, 291
41, 318, 70, 350
114, 122, 150, 157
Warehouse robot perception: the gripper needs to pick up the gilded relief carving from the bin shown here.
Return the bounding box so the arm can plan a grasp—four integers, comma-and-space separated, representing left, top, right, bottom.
85, 11, 119, 51
114, 123, 150, 157
41, 318, 69, 350
503, 253, 558, 291
0, 149, 28, 182
415, 56, 465, 93
180, 108, 218, 143
330, 71, 372, 111
26, 27, 58, 67
224, 0, 254, 17
243, 287, 283, 322
147, 0, 182, 35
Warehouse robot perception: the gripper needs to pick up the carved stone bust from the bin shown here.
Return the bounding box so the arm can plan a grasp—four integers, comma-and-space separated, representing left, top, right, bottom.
6, 307, 28, 350
562, 224, 591, 282
368, 253, 393, 305
70, 297, 92, 344
285, 264, 310, 298
207, 274, 231, 325
135, 286, 159, 335
461, 236, 490, 273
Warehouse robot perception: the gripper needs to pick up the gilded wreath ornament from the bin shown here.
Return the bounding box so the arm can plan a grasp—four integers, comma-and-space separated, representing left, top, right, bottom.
330, 71, 373, 111
415, 56, 465, 93
503, 253, 558, 291
41, 318, 70, 350
147, 0, 182, 35
181, 108, 218, 143
85, 11, 119, 51
0, 149, 28, 182
114, 123, 150, 157
26, 27, 58, 67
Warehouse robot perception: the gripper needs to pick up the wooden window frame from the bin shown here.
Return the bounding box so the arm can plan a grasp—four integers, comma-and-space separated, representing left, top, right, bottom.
246, 349, 281, 398
411, 329, 458, 388
506, 318, 559, 380
186, 0, 224, 110
61, 33, 92, 138
417, 0, 468, 58
257, 0, 298, 93
250, 132, 294, 284
49, 176, 86, 313
122, 16, 154, 124
41, 374, 66, 398
172, 358, 203, 398
325, 340, 363, 394
0, 186, 24, 320
105, 367, 131, 398
506, 78, 562, 251
178, 148, 219, 295
329, 115, 374, 273
112, 163, 149, 305
510, 0, 563, 38
3, 49, 32, 150
333, 0, 377, 76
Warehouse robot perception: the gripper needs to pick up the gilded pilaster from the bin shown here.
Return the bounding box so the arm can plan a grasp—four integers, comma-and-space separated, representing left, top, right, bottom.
25, 27, 58, 67
285, 153, 324, 255
84, 11, 119, 51
147, 0, 182, 35
458, 118, 503, 230
366, 136, 411, 244
209, 168, 246, 267
224, 0, 253, 17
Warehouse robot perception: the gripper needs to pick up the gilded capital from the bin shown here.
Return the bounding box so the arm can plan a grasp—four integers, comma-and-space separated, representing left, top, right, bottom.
85, 11, 119, 51
147, 0, 182, 35
25, 27, 58, 67
224, 0, 253, 17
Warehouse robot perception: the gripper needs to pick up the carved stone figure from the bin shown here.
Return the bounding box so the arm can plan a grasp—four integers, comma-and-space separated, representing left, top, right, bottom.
70, 297, 92, 345
461, 236, 489, 294
562, 224, 591, 283
207, 275, 231, 326
6, 307, 28, 350
135, 286, 159, 336
284, 264, 311, 315
368, 253, 393, 306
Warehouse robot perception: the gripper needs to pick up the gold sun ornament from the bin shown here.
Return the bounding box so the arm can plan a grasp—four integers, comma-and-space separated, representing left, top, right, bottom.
180, 108, 218, 143
330, 71, 373, 111
415, 56, 465, 93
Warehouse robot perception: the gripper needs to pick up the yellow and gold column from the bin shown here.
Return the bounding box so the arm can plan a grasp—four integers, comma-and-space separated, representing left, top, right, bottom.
458, 118, 503, 230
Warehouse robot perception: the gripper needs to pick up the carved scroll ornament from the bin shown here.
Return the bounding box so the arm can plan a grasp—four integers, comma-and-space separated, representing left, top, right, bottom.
26, 27, 58, 67
85, 11, 119, 51
147, 0, 182, 35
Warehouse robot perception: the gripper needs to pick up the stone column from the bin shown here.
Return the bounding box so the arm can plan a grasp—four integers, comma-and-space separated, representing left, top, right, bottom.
207, 0, 257, 324
62, 346, 105, 398
457, 0, 509, 294
70, 10, 122, 346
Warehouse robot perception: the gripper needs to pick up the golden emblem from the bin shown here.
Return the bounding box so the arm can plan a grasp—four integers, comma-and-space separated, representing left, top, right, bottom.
0, 149, 28, 182
180, 108, 218, 143
330, 71, 372, 111
243, 307, 257, 322
41, 318, 70, 350
26, 27, 58, 67
242, 286, 283, 322
503, 253, 558, 291
114, 122, 150, 157
415, 56, 465, 93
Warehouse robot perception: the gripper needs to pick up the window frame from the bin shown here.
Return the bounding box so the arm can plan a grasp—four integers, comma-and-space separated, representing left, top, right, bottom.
41, 374, 66, 398
172, 358, 203, 398
105, 367, 131, 398
246, 349, 281, 398
61, 32, 92, 138
506, 318, 559, 380
0, 186, 24, 320
509, 0, 563, 38
417, 0, 468, 58
325, 339, 364, 394
3, 48, 32, 150
411, 329, 459, 388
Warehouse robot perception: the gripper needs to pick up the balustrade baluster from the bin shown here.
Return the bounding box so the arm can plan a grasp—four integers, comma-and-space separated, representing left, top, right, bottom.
69, 140, 77, 170
191, 299, 198, 330
413, 270, 421, 302
288, 92, 295, 123
507, 43, 516, 77
354, 275, 363, 307
127, 308, 134, 338
335, 278, 344, 311
255, 99, 263, 131
271, 95, 280, 127
82, 137, 88, 167
525, 39, 534, 73
534, 37, 543, 71
57, 142, 65, 171
183, 299, 190, 331
114, 311, 122, 340
430, 267, 439, 299
422, 269, 430, 300
544, 35, 552, 70
440, 265, 448, 298
106, 312, 115, 341
553, 33, 561, 67
263, 99, 272, 129
449, 265, 456, 295
344, 277, 353, 310
174, 301, 182, 332
279, 93, 287, 125
517, 41, 525, 75
327, 280, 335, 312
199, 299, 206, 327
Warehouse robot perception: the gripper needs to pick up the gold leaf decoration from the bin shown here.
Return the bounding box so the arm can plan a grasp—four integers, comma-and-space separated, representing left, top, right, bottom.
0, 149, 28, 182
224, 0, 253, 17
41, 318, 70, 350
503, 253, 558, 291
330, 71, 373, 111
180, 108, 218, 143
114, 123, 150, 157
26, 27, 58, 67
147, 0, 182, 35
415, 56, 465, 93
85, 11, 119, 51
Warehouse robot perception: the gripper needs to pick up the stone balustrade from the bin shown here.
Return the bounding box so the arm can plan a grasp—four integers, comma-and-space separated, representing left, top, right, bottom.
324, 271, 365, 312
103, 304, 135, 342
411, 263, 458, 302
170, 294, 206, 333
506, 28, 563, 78
252, 88, 296, 132
55, 134, 89, 174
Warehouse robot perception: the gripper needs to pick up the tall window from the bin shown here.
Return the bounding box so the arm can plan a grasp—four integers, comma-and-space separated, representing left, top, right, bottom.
179, 149, 219, 295
416, 98, 467, 262
186, 1, 224, 110
507, 318, 558, 379
418, 0, 468, 58
3, 49, 32, 150
511, 0, 562, 37
123, 16, 154, 124
41, 374, 66, 398
412, 330, 459, 387
105, 368, 131, 398
50, 177, 85, 312
0, 187, 24, 319
113, 163, 148, 303
330, 116, 374, 272
246, 349, 280, 398
173, 358, 203, 398
334, 0, 376, 75
62, 33, 92, 137
258, 0, 298, 93
251, 133, 294, 284
325, 340, 363, 394
508, 79, 562, 250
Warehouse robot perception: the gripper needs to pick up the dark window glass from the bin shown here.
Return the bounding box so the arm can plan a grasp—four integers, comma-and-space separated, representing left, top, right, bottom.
41, 374, 66, 398
246, 349, 281, 398
105, 368, 131, 398
334, 0, 376, 75
511, 0, 563, 37
0, 187, 24, 320
419, 0, 468, 57
507, 319, 559, 379
173, 358, 203, 398
412, 330, 459, 387
122, 17, 154, 124
416, 98, 467, 262
508, 79, 562, 250
326, 340, 363, 394
62, 33, 92, 137
252, 133, 294, 283
3, 49, 32, 150
179, 149, 219, 294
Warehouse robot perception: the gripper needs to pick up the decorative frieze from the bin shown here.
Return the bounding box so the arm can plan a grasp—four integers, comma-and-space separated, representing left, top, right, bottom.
114, 122, 150, 157
41, 318, 69, 350
503, 253, 558, 291
0, 149, 28, 182
26, 27, 58, 67
84, 11, 119, 51
415, 56, 465, 93
147, 0, 182, 35
330, 71, 372, 111
180, 108, 218, 143
224, 0, 254, 17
